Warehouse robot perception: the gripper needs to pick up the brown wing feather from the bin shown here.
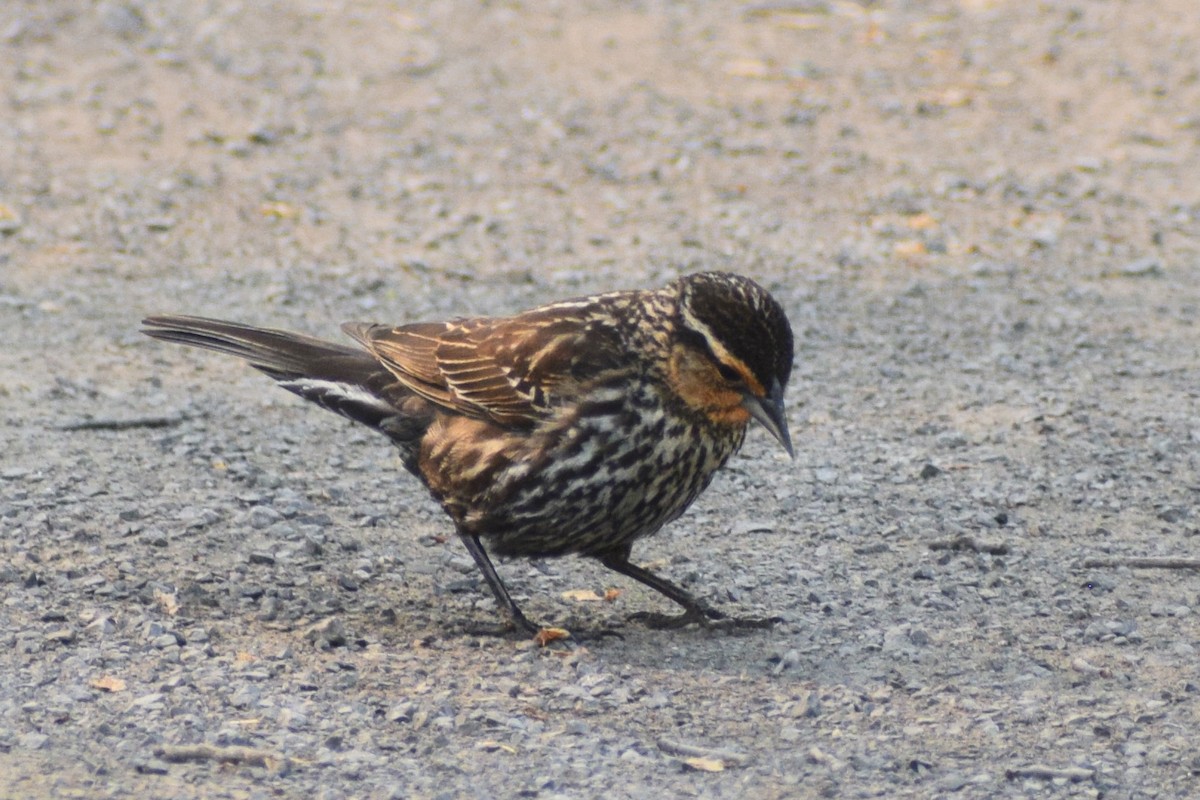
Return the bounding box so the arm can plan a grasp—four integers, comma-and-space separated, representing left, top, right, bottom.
343, 305, 628, 428
342, 321, 461, 410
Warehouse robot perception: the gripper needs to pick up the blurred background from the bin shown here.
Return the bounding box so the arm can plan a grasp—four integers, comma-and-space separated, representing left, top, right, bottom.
4, 1, 1195, 326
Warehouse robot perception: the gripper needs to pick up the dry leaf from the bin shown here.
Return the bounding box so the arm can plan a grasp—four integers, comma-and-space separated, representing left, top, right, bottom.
533, 627, 571, 646
859, 21, 886, 45
561, 589, 604, 602
683, 756, 726, 772
906, 213, 938, 231
90, 675, 126, 693
921, 86, 973, 109
725, 58, 772, 79
893, 239, 928, 257
260, 201, 299, 219
154, 589, 179, 616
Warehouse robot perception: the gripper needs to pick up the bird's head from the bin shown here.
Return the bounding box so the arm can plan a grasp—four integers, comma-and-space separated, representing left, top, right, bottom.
668, 272, 795, 456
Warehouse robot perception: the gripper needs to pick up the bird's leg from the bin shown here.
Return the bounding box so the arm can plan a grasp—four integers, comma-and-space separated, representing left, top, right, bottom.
599, 545, 779, 631
458, 533, 539, 636
600, 546, 723, 622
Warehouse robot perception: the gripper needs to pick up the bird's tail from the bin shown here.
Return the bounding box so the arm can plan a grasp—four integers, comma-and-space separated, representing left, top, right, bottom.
141, 315, 411, 434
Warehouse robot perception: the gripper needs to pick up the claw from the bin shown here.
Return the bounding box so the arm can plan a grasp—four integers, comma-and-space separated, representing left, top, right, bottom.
629, 609, 781, 631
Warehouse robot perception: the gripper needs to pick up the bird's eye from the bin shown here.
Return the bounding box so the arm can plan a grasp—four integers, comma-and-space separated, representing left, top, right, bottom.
715, 362, 743, 384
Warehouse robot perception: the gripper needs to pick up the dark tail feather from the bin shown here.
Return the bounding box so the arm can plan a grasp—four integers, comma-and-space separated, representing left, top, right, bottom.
141, 315, 409, 433
141, 315, 366, 380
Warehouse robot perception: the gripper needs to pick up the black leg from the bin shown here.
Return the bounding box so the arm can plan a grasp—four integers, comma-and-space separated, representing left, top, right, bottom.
599, 545, 778, 631
459, 533, 538, 635
599, 545, 722, 621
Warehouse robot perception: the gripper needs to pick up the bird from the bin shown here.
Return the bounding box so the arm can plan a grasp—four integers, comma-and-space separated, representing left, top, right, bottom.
142, 271, 794, 636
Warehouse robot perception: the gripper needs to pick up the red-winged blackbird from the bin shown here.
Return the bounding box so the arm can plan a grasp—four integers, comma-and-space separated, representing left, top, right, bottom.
143, 271, 794, 634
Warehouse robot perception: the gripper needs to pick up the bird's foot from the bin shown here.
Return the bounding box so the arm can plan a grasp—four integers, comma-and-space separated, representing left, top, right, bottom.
460, 615, 625, 645
701, 614, 783, 632
627, 602, 722, 629
629, 607, 780, 632
459, 620, 534, 639
457, 606, 544, 639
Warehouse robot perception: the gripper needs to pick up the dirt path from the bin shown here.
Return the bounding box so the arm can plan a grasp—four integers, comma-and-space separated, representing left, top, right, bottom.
3, 2, 1199, 797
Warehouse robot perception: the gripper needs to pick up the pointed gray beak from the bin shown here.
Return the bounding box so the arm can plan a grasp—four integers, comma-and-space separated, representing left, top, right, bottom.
742, 378, 793, 458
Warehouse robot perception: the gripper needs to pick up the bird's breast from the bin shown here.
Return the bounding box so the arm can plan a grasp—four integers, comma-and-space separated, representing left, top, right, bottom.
419, 379, 746, 557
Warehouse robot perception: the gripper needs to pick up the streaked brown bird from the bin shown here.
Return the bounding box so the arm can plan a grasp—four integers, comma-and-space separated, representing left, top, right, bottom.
143, 271, 794, 635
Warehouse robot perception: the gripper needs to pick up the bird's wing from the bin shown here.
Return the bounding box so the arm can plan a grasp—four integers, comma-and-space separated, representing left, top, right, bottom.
342, 305, 627, 428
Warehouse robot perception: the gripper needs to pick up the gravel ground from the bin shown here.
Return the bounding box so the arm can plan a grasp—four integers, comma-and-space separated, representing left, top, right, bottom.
3, 1, 1200, 798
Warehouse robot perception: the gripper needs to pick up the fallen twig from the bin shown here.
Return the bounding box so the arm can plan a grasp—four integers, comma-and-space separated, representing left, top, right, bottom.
58, 414, 187, 432
1006, 764, 1094, 782
656, 737, 750, 766
153, 743, 285, 769
1081, 556, 1200, 570
928, 536, 1009, 556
